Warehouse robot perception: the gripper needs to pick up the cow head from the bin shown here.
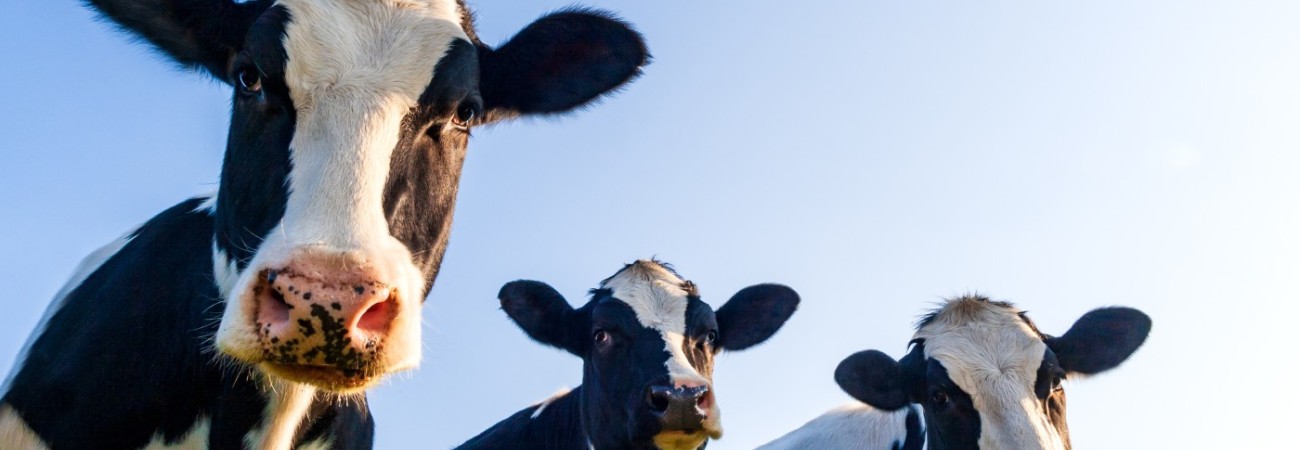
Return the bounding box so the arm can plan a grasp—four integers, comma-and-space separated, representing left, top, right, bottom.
498, 260, 799, 450
834, 296, 1151, 450
93, 0, 647, 392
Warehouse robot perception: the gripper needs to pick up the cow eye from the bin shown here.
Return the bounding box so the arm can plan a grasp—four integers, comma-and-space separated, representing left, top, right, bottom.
593, 330, 610, 346
236, 68, 263, 96
706, 330, 717, 344
451, 102, 480, 128
931, 390, 949, 406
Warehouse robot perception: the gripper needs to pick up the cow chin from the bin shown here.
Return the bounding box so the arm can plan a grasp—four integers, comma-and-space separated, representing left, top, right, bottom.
651, 430, 713, 450
261, 362, 383, 393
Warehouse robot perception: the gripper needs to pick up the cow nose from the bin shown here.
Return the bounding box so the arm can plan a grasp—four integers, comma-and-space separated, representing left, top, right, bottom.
647, 384, 711, 431
254, 263, 398, 367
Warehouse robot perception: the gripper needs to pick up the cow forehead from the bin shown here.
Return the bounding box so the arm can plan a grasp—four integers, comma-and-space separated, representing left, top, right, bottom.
915, 298, 1046, 389
601, 261, 693, 334
279, 0, 467, 107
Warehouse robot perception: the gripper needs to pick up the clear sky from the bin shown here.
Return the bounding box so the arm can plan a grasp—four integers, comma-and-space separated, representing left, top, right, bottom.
1, 0, 1297, 448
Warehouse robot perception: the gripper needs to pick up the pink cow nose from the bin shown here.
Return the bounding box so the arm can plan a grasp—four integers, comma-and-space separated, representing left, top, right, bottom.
253, 262, 398, 368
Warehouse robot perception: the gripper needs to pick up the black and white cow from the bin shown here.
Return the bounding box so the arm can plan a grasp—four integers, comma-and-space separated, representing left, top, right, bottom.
457, 260, 800, 450
0, 0, 648, 448
762, 295, 1151, 450
757, 403, 924, 450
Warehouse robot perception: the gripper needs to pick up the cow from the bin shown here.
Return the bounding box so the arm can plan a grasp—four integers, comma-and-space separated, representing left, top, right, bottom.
0, 0, 649, 448
760, 295, 1151, 450
456, 260, 800, 450
757, 403, 924, 450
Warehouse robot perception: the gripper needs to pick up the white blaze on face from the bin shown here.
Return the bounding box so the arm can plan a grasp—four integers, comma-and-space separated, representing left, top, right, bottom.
602, 261, 722, 437
214, 0, 466, 373
915, 300, 1066, 450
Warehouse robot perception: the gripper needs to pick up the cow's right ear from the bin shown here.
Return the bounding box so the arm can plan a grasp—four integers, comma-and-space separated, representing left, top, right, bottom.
835, 350, 913, 411
498, 280, 585, 356
88, 0, 265, 81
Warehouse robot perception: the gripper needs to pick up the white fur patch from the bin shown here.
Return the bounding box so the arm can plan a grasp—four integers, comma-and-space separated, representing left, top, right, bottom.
211, 243, 240, 298
0, 404, 49, 450
215, 0, 467, 376
244, 378, 318, 450
916, 299, 1065, 449
2, 227, 136, 394
193, 193, 218, 215
530, 387, 573, 420
601, 261, 708, 386
757, 402, 921, 450
141, 418, 210, 450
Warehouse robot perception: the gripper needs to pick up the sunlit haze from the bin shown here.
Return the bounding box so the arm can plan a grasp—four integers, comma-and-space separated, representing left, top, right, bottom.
1, 1, 1296, 448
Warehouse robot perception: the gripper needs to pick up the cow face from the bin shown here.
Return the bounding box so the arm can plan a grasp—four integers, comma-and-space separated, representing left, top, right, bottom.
498, 260, 800, 450
183, 0, 649, 392
834, 296, 1151, 450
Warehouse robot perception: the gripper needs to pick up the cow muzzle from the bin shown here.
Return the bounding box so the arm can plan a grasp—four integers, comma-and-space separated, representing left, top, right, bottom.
225, 251, 419, 391
647, 383, 720, 450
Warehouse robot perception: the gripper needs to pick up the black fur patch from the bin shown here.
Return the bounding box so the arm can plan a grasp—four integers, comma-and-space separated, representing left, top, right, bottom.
83, 0, 270, 80
2, 199, 372, 448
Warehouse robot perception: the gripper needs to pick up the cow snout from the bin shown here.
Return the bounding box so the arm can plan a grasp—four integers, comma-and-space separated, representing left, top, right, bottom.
252, 262, 399, 371
647, 384, 711, 431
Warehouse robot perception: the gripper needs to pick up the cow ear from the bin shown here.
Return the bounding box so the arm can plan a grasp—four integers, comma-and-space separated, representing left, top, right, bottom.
498, 280, 585, 356
835, 350, 913, 411
714, 284, 799, 351
1045, 307, 1152, 375
477, 8, 649, 120
88, 0, 264, 81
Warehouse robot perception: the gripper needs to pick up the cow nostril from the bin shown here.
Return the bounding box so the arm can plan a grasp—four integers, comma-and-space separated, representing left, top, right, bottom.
696, 390, 712, 411
260, 284, 291, 325
356, 294, 394, 332
647, 389, 671, 413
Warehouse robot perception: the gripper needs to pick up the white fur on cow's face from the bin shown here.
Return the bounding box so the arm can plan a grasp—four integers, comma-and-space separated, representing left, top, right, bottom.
915, 300, 1066, 450
601, 261, 721, 436
214, 0, 466, 379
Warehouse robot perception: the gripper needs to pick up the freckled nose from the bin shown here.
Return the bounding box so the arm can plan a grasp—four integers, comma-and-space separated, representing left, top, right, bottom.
252, 259, 399, 368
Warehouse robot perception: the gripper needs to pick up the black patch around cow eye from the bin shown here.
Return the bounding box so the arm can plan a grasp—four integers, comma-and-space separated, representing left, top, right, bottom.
236, 68, 263, 96
931, 390, 949, 406
451, 100, 481, 128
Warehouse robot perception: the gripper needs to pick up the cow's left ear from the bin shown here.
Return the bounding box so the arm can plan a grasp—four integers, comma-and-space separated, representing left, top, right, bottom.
477, 8, 649, 121
836, 350, 910, 411
498, 280, 587, 356
1045, 307, 1152, 375
714, 284, 799, 351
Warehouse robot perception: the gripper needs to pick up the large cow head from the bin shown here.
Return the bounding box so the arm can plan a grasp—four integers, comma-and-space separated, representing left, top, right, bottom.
92, 0, 648, 392
835, 296, 1151, 450
498, 260, 800, 450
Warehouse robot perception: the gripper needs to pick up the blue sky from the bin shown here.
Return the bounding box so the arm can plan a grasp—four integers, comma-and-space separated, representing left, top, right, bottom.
1, 0, 1297, 448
